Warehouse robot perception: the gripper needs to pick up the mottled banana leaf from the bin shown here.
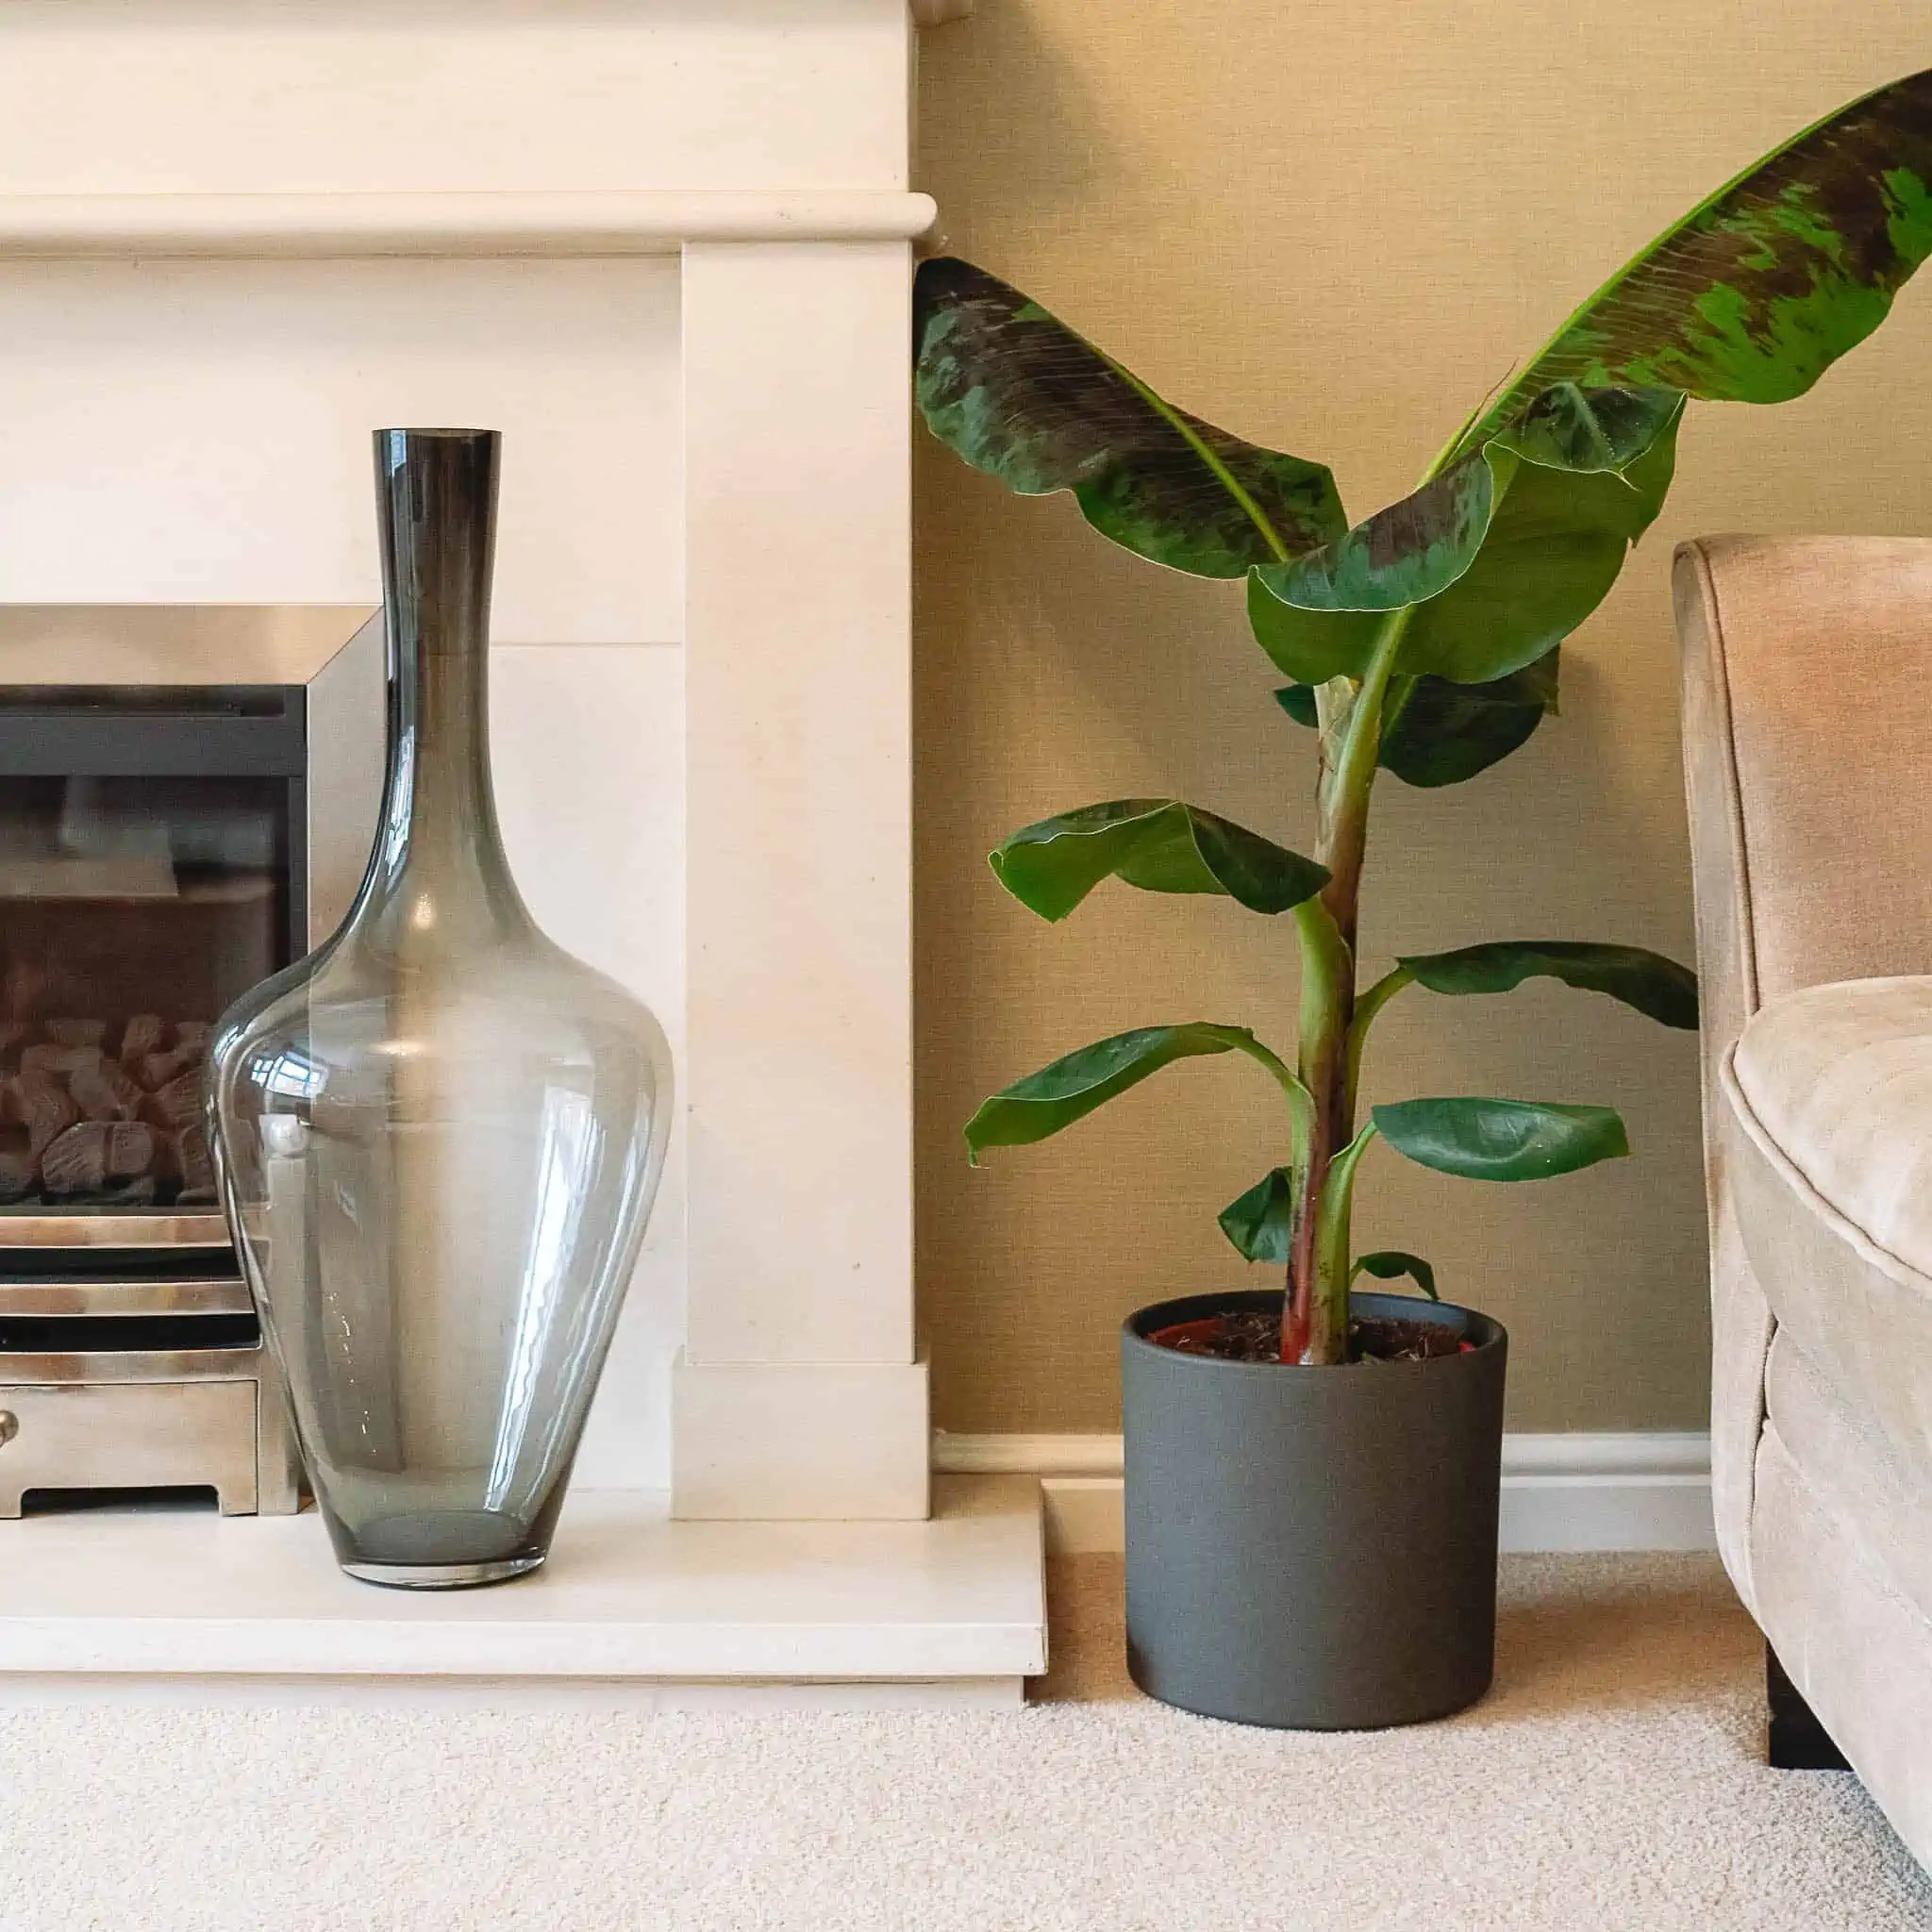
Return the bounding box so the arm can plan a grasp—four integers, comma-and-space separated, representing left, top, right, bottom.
1397, 940, 1700, 1029
965, 1023, 1265, 1164
991, 799, 1328, 922
1219, 1165, 1296, 1263
1248, 385, 1682, 687
914, 258, 1346, 577
1351, 1251, 1439, 1301
1460, 67, 1932, 451
1373, 1097, 1630, 1182
1259, 442, 1506, 618
1275, 652, 1560, 789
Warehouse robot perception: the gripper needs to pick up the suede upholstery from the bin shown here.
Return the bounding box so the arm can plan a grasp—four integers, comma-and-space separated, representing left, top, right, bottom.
1675, 536, 1932, 1871
1728, 980, 1932, 1483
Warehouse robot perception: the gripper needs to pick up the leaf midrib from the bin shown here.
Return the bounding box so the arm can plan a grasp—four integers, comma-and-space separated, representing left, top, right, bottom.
1103, 351, 1296, 563
1451, 70, 1913, 456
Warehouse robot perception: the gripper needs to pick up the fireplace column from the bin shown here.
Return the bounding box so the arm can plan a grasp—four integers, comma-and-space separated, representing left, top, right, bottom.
674, 238, 929, 1520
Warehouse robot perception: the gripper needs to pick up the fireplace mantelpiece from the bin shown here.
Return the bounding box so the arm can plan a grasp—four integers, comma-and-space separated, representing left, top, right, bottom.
0, 192, 937, 260
0, 0, 1041, 1700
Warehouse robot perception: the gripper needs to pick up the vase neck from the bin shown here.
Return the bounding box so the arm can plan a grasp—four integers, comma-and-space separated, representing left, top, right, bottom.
356, 428, 532, 948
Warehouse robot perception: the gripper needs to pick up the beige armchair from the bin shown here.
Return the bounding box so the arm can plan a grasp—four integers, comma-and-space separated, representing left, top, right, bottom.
1676, 536, 1932, 1868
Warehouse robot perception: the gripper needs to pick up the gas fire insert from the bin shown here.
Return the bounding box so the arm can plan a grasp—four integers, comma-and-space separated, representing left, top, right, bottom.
0, 607, 383, 1516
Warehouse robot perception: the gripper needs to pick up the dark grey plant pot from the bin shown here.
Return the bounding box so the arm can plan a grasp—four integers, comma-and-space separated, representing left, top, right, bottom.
1121, 1287, 1507, 1730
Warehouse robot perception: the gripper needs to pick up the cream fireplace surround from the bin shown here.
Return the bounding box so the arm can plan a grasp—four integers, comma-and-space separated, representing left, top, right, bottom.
0, 0, 1045, 1703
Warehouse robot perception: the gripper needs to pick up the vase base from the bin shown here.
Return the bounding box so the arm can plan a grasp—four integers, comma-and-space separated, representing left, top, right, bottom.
331, 1506, 550, 1590
339, 1552, 547, 1591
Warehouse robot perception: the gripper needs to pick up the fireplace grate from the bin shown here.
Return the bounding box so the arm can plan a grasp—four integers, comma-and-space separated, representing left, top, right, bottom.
0, 1311, 259, 1354
0, 603, 385, 1518
1, 1017, 216, 1209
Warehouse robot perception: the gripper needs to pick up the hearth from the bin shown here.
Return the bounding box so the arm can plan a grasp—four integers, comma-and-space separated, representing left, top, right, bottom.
0, 608, 383, 1516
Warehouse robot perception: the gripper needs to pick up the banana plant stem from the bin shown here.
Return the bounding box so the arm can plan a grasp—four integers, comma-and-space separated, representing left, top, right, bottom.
1315, 607, 1414, 955
1312, 1123, 1379, 1356
1284, 607, 1413, 1365
1283, 900, 1350, 1360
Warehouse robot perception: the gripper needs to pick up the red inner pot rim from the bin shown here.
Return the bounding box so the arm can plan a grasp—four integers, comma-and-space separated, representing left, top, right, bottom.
1145, 1313, 1477, 1363
1123, 1289, 1507, 1369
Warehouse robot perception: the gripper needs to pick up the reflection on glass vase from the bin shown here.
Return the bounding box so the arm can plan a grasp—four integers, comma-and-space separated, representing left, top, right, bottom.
209, 427, 672, 1589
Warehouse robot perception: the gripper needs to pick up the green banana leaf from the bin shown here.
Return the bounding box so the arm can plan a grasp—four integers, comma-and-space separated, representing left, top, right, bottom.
1275, 652, 1560, 789
965, 1024, 1264, 1164
914, 258, 1347, 577
1248, 384, 1682, 687
1218, 1165, 1297, 1263
1460, 67, 1932, 449
1373, 1097, 1630, 1182
1351, 1251, 1440, 1301
991, 799, 1328, 921
1397, 940, 1699, 1029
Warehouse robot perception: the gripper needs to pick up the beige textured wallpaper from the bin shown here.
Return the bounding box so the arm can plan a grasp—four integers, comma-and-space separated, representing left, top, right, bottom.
912, 2, 1932, 1435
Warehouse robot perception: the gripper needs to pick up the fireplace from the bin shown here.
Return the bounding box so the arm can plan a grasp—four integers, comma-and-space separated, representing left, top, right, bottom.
0, 607, 383, 1516
0, 1, 1044, 1707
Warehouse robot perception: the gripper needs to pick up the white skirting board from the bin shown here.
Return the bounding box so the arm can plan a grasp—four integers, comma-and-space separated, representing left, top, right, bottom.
932, 1433, 1717, 1556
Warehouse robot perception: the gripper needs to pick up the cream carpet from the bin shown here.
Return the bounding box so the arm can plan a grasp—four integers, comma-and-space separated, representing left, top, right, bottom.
1, 1553, 1928, 1931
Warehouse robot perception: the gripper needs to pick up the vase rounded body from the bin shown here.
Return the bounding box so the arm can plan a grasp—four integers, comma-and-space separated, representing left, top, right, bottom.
209, 427, 672, 1589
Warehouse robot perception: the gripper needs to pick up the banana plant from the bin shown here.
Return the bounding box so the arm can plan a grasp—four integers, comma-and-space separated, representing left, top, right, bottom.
917, 69, 1932, 1364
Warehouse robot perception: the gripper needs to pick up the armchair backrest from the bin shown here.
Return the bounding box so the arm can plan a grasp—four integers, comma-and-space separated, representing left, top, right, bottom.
1674, 533, 1932, 1604
1675, 534, 1932, 1059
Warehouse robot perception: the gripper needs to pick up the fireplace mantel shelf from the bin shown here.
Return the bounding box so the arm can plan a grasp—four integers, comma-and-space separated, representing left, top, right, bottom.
0, 191, 938, 260
0, 1478, 1043, 1706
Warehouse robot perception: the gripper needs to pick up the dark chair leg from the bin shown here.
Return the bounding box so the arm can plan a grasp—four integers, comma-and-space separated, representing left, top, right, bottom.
1767, 1642, 1851, 1771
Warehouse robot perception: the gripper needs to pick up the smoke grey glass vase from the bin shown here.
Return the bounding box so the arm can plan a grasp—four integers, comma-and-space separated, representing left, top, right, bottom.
209, 427, 672, 1589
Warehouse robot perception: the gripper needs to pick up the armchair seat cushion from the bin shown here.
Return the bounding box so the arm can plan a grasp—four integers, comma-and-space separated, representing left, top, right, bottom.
1723, 975, 1932, 1532
1733, 976, 1932, 1271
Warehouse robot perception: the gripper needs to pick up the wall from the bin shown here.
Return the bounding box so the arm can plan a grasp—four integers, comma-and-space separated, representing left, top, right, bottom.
914, 0, 1932, 1434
